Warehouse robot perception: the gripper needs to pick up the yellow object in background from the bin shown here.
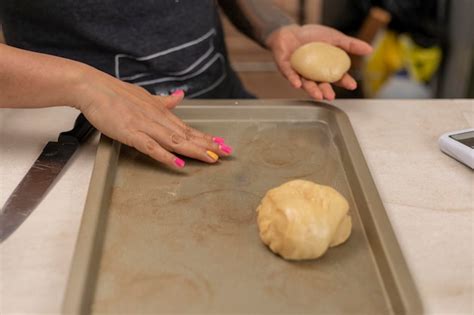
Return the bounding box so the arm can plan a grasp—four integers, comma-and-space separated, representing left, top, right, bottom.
363, 31, 402, 96
363, 31, 442, 97
399, 34, 442, 83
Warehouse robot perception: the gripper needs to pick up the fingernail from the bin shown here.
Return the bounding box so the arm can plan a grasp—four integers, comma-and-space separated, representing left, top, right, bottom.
212, 136, 225, 144
171, 89, 184, 96
206, 150, 219, 161
174, 157, 185, 168
219, 143, 233, 155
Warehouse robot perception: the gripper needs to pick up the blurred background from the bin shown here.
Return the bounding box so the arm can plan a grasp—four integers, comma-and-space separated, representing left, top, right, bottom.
222, 0, 473, 99
1, 0, 472, 99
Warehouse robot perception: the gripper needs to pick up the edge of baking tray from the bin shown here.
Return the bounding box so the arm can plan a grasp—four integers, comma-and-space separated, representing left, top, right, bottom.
62, 135, 121, 314
62, 100, 423, 314
327, 101, 424, 314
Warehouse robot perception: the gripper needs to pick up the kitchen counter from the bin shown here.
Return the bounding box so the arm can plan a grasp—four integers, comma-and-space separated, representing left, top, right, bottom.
1, 99, 473, 314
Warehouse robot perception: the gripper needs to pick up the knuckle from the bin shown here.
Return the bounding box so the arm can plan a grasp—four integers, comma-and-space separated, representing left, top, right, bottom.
169, 133, 185, 147
144, 138, 156, 153
206, 134, 215, 142
132, 135, 155, 155
183, 126, 193, 141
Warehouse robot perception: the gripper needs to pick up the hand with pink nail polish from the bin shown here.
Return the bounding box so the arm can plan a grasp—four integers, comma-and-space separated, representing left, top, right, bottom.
212, 137, 233, 155
71, 64, 232, 169
0, 44, 231, 169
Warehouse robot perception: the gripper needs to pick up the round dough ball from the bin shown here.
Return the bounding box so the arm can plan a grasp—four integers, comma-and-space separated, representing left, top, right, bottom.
256, 180, 352, 260
290, 42, 351, 83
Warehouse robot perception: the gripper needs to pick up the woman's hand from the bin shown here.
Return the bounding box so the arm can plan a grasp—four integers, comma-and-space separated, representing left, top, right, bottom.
266, 24, 373, 101
71, 65, 232, 169
0, 44, 231, 169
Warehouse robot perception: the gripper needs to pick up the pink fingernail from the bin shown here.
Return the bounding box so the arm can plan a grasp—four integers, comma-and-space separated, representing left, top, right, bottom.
212, 136, 225, 144
219, 143, 233, 154
171, 89, 184, 96
174, 157, 185, 168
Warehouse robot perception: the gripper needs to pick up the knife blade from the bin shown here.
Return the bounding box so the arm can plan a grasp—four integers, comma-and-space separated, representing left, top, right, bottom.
0, 113, 95, 243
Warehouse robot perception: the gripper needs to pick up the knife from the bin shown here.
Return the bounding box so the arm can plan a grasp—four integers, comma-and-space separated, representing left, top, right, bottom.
0, 113, 95, 243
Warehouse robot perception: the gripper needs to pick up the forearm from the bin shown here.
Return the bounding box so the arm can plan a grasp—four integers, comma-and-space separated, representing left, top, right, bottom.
217, 0, 296, 48
0, 43, 85, 109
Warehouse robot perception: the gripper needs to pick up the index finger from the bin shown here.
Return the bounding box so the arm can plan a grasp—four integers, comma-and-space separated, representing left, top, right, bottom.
164, 111, 231, 156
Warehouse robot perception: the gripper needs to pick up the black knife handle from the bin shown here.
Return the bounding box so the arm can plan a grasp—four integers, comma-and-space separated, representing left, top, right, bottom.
58, 113, 95, 144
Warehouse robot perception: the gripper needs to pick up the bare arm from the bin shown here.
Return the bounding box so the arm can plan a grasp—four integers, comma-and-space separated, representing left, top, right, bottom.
0, 43, 84, 109
217, 1, 372, 100
0, 44, 232, 168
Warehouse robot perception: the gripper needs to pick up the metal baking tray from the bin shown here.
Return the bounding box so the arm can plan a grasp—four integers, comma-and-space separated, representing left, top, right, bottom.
63, 100, 422, 314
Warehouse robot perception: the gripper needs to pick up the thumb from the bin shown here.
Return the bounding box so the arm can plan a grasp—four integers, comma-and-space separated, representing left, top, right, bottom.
158, 89, 184, 110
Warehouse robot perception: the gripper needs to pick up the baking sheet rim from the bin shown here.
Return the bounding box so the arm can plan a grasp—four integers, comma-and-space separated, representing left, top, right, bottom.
62, 100, 423, 314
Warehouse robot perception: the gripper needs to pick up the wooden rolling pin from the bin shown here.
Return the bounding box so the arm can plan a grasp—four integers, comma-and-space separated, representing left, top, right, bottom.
352, 7, 392, 73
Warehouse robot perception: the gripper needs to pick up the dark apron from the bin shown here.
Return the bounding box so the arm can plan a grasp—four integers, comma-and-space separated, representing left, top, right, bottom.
0, 0, 255, 99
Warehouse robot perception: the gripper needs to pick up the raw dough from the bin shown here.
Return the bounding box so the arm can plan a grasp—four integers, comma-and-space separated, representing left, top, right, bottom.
290, 42, 351, 83
256, 180, 352, 260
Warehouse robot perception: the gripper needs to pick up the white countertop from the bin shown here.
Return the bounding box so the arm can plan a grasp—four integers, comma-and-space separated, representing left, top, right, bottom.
0, 100, 473, 314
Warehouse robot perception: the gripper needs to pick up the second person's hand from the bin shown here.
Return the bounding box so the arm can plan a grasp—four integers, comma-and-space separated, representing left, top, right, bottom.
266, 24, 373, 101
70, 64, 232, 169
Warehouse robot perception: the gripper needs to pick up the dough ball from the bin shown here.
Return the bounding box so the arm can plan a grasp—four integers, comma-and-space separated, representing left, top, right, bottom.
290, 42, 351, 83
256, 180, 352, 260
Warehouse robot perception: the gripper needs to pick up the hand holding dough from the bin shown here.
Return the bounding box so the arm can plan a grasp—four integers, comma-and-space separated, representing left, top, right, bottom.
256, 180, 352, 260
290, 42, 351, 83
